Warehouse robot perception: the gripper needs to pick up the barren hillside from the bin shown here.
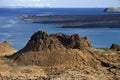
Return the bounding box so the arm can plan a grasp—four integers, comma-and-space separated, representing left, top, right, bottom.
0, 30, 119, 80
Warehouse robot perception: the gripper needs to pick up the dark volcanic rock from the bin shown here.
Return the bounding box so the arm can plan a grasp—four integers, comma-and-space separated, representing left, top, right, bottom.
56, 33, 92, 49
110, 44, 120, 51
15, 30, 92, 52
19, 15, 120, 28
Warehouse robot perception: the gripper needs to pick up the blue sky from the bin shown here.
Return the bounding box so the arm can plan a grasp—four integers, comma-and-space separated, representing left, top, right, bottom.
0, 0, 120, 8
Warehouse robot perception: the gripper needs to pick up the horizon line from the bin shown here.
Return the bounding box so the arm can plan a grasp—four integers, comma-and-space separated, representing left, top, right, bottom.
0, 6, 119, 9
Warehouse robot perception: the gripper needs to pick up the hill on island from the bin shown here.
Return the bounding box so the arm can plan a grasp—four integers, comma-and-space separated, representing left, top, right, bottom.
7, 30, 120, 68
7, 30, 94, 66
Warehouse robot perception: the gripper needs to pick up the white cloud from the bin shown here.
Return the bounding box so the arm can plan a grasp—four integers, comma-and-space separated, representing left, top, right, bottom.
0, 0, 52, 8
18, 0, 53, 7
0, 0, 120, 8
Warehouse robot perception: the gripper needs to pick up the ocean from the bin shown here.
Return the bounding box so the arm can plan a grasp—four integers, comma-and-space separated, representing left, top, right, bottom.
0, 8, 120, 50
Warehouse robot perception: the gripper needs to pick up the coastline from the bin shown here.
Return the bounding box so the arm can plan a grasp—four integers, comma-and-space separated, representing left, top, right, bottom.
19, 14, 120, 28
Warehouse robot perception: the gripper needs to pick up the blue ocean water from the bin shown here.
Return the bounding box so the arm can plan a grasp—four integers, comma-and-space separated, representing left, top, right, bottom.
0, 8, 120, 50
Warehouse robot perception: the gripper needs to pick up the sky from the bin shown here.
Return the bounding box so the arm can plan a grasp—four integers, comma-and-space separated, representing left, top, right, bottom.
0, 0, 120, 8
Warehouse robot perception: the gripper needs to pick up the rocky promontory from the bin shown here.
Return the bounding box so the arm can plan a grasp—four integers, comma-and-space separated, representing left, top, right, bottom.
105, 8, 120, 12
7, 30, 93, 66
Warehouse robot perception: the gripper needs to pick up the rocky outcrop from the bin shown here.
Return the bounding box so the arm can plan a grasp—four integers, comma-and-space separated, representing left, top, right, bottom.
7, 30, 94, 66
105, 8, 120, 12
0, 41, 17, 56
23, 30, 92, 51
110, 44, 120, 51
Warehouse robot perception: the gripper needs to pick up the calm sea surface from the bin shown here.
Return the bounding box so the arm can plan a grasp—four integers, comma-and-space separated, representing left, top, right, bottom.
0, 8, 120, 50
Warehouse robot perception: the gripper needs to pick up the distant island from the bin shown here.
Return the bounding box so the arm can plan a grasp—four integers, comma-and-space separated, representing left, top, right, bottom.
105, 8, 120, 12
19, 14, 120, 28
